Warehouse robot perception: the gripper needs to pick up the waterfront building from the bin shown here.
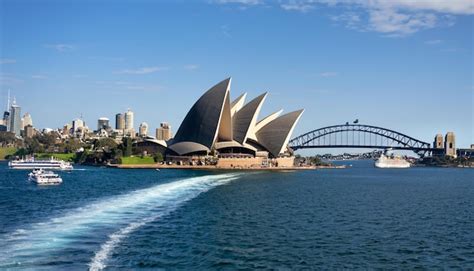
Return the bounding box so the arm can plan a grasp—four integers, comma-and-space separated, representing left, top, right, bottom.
125, 109, 134, 130
434, 134, 443, 149
115, 113, 125, 130
22, 112, 33, 129
9, 100, 21, 137
97, 117, 110, 131
444, 132, 456, 157
167, 78, 303, 167
139, 122, 148, 137
457, 147, 474, 159
156, 122, 172, 141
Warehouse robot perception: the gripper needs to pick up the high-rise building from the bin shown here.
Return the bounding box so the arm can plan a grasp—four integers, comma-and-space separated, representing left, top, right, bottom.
444, 132, 456, 157
139, 122, 148, 137
24, 125, 35, 138
72, 118, 84, 132
433, 134, 443, 149
3, 111, 10, 131
22, 113, 33, 129
115, 113, 125, 130
97, 117, 110, 131
125, 109, 134, 130
9, 100, 21, 137
156, 122, 172, 141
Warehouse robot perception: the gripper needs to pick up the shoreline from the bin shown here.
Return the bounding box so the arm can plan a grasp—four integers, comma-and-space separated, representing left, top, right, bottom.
107, 164, 347, 170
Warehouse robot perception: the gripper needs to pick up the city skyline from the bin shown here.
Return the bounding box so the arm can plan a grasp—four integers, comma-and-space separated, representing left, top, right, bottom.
0, 0, 472, 149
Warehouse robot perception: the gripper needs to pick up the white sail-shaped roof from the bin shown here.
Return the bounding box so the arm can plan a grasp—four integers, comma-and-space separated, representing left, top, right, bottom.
169, 77, 231, 155
232, 93, 267, 144
255, 109, 304, 157
230, 93, 247, 117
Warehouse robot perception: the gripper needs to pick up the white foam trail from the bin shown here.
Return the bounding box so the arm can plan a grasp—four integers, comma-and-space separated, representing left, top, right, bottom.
89, 217, 153, 271
0, 173, 241, 269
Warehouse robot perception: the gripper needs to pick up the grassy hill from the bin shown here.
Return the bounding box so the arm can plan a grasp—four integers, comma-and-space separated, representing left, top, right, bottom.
0, 147, 16, 160
121, 156, 156, 165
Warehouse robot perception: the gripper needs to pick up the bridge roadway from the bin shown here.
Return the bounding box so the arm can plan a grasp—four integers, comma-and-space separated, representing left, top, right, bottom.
288, 124, 436, 156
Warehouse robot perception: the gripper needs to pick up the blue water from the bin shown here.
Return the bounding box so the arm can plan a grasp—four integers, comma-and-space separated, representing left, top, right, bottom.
0, 161, 473, 270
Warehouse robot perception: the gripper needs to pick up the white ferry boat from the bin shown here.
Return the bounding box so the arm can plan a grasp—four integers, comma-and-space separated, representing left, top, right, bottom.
9, 157, 73, 170
375, 152, 410, 168
28, 169, 63, 185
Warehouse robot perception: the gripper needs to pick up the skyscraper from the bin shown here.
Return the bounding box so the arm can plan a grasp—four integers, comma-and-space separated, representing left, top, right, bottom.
139, 122, 148, 137
72, 118, 84, 132
22, 113, 33, 128
125, 109, 134, 130
97, 117, 110, 131
115, 113, 125, 130
9, 99, 21, 137
2, 111, 10, 132
156, 122, 172, 141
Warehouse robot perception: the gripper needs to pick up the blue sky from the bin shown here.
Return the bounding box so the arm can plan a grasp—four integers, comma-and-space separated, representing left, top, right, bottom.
0, 0, 473, 152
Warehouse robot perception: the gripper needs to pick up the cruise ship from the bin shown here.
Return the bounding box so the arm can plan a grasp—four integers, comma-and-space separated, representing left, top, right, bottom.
9, 157, 73, 170
375, 152, 410, 169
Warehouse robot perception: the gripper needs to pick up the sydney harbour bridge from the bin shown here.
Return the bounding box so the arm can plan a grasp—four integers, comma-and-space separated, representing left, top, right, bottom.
288, 124, 436, 157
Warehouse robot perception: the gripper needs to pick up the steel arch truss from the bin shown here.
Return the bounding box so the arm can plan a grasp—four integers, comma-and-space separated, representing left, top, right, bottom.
288, 124, 431, 153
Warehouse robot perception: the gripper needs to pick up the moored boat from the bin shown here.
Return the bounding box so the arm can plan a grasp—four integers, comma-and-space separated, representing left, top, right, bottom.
9, 157, 73, 170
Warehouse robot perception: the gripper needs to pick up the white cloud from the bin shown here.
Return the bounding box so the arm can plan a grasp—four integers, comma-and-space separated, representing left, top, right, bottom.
44, 43, 75, 52
319, 71, 338, 77
116, 66, 168, 75
280, 0, 473, 36
184, 64, 199, 70
281, 1, 314, 12
0, 73, 23, 86
32, 75, 48, 79
425, 39, 443, 45
368, 8, 437, 36
330, 12, 362, 30
214, 0, 262, 5
0, 59, 16, 65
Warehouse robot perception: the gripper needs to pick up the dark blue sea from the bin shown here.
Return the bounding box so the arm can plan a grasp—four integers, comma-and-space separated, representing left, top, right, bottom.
0, 160, 473, 270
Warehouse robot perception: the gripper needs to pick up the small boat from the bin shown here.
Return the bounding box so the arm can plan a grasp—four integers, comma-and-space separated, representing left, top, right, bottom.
28, 169, 63, 185
155, 168, 160, 172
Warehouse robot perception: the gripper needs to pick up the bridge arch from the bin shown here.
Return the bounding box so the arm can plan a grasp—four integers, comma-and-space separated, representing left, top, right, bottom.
288, 124, 432, 155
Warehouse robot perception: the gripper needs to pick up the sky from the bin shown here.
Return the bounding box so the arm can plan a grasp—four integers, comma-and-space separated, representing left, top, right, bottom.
0, 0, 473, 154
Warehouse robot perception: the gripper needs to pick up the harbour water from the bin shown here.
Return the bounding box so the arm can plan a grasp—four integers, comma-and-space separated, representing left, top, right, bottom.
0, 161, 473, 269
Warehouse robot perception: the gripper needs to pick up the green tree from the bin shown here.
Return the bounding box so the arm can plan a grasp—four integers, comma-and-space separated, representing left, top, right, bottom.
24, 137, 43, 154
95, 138, 118, 151
153, 152, 163, 162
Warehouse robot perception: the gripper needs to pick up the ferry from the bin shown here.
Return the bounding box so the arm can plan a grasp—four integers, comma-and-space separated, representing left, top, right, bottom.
9, 157, 73, 170
28, 169, 63, 185
375, 151, 410, 169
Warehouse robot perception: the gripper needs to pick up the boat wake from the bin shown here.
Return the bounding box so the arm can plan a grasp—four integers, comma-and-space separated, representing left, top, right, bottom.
0, 173, 241, 270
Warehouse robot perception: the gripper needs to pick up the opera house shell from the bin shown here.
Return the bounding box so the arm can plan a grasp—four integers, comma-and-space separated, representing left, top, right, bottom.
167, 78, 304, 158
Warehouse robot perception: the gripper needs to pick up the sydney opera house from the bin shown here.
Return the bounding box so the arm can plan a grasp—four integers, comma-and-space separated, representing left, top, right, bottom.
162, 77, 303, 167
